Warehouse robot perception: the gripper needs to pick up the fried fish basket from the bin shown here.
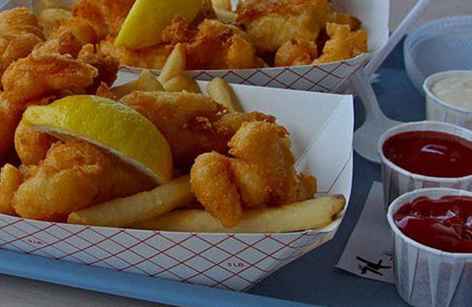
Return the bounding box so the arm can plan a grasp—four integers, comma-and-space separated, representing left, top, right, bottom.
0, 68, 354, 289
11, 0, 390, 93
123, 0, 390, 93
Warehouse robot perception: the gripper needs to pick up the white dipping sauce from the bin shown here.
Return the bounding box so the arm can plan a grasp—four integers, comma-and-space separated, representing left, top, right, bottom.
431, 74, 472, 111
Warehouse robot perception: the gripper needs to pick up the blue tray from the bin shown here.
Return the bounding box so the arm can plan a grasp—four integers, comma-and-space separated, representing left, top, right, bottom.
0, 248, 319, 307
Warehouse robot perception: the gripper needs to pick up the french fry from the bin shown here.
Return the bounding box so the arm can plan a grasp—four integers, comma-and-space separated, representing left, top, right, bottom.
158, 43, 186, 84
134, 195, 346, 233
136, 70, 165, 92
67, 176, 194, 228
112, 70, 164, 98
207, 77, 243, 112
164, 74, 201, 93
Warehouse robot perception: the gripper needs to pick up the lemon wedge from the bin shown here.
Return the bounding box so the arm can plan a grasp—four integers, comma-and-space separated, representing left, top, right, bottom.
22, 95, 173, 184
115, 0, 203, 49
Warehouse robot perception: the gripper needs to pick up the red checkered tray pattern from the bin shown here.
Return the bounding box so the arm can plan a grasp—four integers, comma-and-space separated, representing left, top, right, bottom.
122, 54, 369, 93
0, 215, 335, 291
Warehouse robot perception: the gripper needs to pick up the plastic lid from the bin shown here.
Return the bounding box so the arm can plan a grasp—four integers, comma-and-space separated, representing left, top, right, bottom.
404, 16, 472, 94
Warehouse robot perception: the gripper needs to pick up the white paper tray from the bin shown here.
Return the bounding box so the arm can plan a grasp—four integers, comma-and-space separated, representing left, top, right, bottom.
2, 0, 390, 93
125, 0, 390, 93
0, 72, 354, 290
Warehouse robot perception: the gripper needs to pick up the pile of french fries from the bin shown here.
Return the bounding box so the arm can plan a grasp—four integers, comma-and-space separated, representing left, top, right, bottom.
66, 43, 346, 233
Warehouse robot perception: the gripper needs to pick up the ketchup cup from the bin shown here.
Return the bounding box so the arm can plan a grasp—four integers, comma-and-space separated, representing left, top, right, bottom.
387, 188, 472, 307
378, 121, 472, 211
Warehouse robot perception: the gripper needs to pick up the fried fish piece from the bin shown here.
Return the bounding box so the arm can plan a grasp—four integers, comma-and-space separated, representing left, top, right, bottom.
100, 37, 173, 69
313, 23, 368, 64
78, 43, 120, 89
32, 31, 83, 58
237, 0, 331, 54
274, 39, 317, 67
0, 7, 44, 39
0, 164, 23, 215
1, 52, 98, 106
72, 0, 135, 38
0, 8, 44, 77
185, 19, 262, 69
14, 119, 55, 165
12, 140, 154, 221
121, 91, 274, 168
38, 8, 73, 39
191, 121, 316, 227
0, 98, 22, 159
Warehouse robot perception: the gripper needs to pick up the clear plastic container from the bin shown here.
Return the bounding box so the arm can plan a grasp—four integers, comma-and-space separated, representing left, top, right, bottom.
404, 16, 472, 94
387, 188, 472, 307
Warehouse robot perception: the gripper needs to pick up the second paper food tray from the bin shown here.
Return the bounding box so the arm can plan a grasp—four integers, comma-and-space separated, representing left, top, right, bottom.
12, 0, 390, 93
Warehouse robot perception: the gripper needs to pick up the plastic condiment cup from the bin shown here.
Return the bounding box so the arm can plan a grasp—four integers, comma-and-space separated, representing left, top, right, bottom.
424, 70, 472, 130
387, 188, 472, 307
378, 121, 472, 211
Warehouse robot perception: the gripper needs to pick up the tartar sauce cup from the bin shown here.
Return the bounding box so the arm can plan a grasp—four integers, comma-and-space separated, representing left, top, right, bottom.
424, 70, 472, 130
378, 121, 472, 211
387, 188, 472, 307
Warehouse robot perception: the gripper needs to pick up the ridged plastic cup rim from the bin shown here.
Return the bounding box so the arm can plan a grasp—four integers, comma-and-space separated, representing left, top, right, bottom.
378, 121, 472, 184
387, 187, 472, 258
423, 70, 472, 115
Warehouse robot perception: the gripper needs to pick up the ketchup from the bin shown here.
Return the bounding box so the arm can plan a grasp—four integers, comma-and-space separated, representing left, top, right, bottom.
383, 131, 472, 178
394, 196, 472, 253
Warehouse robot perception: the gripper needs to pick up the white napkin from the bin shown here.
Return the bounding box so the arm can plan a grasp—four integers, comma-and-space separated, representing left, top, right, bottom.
336, 182, 394, 284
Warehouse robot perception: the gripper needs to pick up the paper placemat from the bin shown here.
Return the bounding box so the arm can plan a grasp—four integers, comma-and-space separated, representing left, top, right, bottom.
336, 182, 394, 284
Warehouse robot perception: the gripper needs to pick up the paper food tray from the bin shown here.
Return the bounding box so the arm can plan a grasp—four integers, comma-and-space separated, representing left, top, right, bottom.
127, 0, 390, 93
3, 0, 389, 93
0, 70, 354, 291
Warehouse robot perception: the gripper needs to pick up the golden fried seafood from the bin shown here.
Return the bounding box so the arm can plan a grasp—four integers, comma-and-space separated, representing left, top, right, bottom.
314, 23, 368, 64
237, 0, 331, 54
0, 34, 43, 77
327, 11, 362, 31
0, 164, 22, 215
38, 8, 72, 38
0, 8, 44, 77
185, 19, 262, 69
14, 119, 55, 165
0, 99, 22, 159
101, 17, 263, 70
185, 19, 263, 69
12, 140, 154, 221
32, 31, 83, 58
78, 43, 120, 89
100, 37, 173, 69
274, 39, 317, 67
52, 17, 99, 46
73, 0, 135, 38
1, 52, 98, 106
191, 121, 316, 227
159, 17, 196, 46
121, 91, 274, 168
0, 7, 44, 38
191, 152, 243, 227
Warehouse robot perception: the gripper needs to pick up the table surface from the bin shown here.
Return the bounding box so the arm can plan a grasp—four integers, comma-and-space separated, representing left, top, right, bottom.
0, 43, 425, 307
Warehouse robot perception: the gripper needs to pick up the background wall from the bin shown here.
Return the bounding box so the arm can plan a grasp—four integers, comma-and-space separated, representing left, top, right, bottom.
391, 0, 472, 29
